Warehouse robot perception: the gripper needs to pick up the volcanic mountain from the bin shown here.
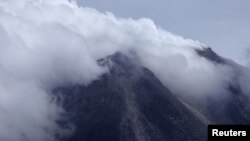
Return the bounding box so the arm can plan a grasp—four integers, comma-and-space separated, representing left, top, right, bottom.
53, 48, 250, 141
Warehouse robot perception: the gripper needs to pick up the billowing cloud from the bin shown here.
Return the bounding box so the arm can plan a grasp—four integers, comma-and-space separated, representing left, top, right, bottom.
0, 0, 249, 141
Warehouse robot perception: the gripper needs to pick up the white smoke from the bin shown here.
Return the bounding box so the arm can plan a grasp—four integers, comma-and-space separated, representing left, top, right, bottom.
0, 0, 249, 141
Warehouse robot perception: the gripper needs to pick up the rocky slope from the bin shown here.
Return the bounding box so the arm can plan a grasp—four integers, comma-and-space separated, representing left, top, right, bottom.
54, 48, 250, 141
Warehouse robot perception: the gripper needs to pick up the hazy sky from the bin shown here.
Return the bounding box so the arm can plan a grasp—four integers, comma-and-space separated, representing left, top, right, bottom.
77, 0, 250, 65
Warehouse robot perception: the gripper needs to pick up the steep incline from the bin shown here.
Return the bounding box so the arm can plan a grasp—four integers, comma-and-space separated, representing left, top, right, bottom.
54, 52, 206, 141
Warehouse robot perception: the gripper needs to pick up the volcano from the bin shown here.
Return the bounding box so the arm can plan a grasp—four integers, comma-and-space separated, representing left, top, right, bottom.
54, 48, 250, 141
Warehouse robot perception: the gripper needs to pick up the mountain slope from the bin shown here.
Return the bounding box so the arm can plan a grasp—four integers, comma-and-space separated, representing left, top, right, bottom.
196, 48, 250, 124
54, 52, 206, 141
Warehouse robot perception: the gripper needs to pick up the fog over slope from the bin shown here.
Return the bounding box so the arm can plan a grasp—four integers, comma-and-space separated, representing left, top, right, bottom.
0, 0, 249, 141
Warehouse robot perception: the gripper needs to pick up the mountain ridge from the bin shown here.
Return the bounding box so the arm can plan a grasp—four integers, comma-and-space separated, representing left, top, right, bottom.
54, 48, 250, 141
54, 52, 207, 141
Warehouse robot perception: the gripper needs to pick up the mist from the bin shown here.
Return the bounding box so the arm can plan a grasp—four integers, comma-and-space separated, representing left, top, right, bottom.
0, 0, 249, 141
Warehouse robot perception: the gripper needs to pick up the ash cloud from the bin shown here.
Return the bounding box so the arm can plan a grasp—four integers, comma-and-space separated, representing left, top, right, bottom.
0, 0, 249, 141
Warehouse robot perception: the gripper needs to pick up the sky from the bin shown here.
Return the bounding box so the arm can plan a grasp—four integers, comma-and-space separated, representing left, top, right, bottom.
77, 0, 250, 65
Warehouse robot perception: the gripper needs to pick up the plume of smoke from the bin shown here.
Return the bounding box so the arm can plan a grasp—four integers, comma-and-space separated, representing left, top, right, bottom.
0, 0, 105, 140
0, 0, 249, 140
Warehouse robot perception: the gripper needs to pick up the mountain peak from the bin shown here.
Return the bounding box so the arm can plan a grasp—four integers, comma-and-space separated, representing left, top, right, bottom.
54, 52, 206, 141
196, 47, 225, 64
98, 52, 143, 78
